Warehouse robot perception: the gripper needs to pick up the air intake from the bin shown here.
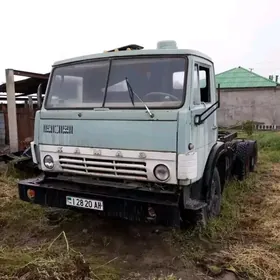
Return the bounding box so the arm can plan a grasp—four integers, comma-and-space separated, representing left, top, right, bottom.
157, 40, 178, 49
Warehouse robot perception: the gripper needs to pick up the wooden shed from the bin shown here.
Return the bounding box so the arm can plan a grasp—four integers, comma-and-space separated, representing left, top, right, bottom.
0, 69, 49, 154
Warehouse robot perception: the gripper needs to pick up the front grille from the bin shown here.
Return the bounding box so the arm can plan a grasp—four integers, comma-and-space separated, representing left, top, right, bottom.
59, 155, 147, 180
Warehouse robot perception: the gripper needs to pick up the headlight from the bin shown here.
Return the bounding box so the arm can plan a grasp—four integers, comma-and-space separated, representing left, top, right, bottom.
154, 164, 170, 181
43, 155, 54, 169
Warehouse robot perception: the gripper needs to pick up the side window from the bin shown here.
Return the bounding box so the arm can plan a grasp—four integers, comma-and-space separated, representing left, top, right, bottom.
193, 64, 200, 105
199, 66, 211, 103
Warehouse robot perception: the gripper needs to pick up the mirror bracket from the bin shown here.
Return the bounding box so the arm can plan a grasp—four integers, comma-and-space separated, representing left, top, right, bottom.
37, 82, 47, 109
194, 84, 221, 125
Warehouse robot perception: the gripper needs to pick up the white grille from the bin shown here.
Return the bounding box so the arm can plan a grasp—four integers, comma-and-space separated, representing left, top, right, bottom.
59, 155, 147, 180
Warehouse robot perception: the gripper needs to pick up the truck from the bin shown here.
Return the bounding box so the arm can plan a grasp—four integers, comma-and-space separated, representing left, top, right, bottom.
18, 40, 258, 228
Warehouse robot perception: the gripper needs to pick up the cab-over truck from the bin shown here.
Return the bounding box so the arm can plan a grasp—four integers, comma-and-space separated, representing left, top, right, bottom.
18, 40, 258, 228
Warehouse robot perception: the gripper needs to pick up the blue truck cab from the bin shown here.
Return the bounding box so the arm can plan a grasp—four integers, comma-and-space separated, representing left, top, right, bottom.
18, 41, 258, 228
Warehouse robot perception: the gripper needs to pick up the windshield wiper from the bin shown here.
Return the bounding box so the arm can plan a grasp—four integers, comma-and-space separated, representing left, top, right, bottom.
125, 77, 154, 118
125, 77, 135, 106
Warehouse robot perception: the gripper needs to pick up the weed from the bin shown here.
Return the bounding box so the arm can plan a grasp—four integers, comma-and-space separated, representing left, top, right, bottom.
1, 131, 280, 279
151, 274, 180, 280
0, 232, 120, 280
173, 132, 280, 280
0, 172, 120, 279
242, 120, 255, 136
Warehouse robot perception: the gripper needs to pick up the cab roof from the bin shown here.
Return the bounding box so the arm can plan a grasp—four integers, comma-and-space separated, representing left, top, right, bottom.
53, 41, 212, 66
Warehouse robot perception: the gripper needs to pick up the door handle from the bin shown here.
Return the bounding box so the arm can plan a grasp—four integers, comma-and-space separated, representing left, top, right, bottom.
212, 125, 218, 130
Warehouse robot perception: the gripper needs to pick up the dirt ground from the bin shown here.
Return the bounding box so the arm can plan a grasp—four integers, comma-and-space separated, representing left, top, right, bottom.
0, 180, 209, 279
0, 173, 235, 280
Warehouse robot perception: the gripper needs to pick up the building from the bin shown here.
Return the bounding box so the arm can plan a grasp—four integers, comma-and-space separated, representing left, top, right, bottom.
217, 66, 280, 128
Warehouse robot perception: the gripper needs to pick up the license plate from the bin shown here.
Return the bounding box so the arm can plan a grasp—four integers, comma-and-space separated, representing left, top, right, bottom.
66, 196, 103, 211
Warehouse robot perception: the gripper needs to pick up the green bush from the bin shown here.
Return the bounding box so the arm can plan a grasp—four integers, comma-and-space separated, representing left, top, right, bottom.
242, 120, 255, 136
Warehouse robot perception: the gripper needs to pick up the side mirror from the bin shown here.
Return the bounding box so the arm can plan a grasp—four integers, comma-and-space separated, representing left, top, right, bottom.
37, 83, 43, 109
37, 82, 46, 109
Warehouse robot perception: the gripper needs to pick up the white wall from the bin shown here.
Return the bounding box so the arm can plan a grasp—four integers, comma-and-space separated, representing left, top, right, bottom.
217, 87, 280, 127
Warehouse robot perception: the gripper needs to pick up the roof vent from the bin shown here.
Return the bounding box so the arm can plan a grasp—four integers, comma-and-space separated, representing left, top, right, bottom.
157, 40, 178, 49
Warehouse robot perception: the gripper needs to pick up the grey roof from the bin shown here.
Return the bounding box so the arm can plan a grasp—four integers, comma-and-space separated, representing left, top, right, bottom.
53, 49, 212, 66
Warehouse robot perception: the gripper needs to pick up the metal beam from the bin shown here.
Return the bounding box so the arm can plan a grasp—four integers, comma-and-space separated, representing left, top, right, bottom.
0, 95, 42, 100
12, 69, 49, 80
5, 69, 18, 152
0, 97, 38, 101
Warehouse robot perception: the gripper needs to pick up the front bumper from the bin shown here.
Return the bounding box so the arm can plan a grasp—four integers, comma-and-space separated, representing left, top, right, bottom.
18, 176, 181, 227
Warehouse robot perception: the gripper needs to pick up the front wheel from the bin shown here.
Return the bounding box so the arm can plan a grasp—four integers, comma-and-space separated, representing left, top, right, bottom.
205, 167, 222, 220
183, 167, 222, 228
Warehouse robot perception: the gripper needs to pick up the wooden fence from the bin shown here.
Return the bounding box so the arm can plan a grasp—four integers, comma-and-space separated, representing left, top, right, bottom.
1, 104, 37, 151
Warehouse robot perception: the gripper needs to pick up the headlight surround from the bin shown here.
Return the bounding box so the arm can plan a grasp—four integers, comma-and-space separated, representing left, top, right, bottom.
43, 155, 54, 169
153, 164, 170, 181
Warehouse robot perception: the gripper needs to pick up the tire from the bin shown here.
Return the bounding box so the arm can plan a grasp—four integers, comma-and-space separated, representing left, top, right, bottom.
234, 142, 250, 181
249, 142, 258, 172
184, 167, 222, 228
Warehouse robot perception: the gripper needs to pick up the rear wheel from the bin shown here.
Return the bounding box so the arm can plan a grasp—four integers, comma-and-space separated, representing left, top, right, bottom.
249, 142, 258, 172
234, 142, 250, 180
235, 157, 250, 181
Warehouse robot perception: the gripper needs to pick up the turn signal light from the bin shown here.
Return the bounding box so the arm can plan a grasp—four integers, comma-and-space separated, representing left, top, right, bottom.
27, 189, 35, 200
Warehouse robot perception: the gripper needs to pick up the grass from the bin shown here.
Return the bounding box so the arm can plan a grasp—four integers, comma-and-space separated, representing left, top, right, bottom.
0, 130, 280, 279
0, 244, 120, 280
0, 166, 181, 280
171, 130, 280, 279
0, 170, 121, 280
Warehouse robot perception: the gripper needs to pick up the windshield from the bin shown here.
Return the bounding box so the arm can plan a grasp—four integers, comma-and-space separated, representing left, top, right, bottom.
45, 57, 186, 109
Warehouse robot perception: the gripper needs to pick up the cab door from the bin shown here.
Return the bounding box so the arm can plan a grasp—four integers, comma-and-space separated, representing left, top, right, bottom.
189, 59, 218, 180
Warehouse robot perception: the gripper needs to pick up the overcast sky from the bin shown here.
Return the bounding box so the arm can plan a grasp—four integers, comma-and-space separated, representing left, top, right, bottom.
1, 0, 280, 84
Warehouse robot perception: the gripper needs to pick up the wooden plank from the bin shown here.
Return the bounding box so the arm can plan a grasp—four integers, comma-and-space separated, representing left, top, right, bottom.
2, 105, 36, 151
6, 69, 18, 152
28, 96, 33, 109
